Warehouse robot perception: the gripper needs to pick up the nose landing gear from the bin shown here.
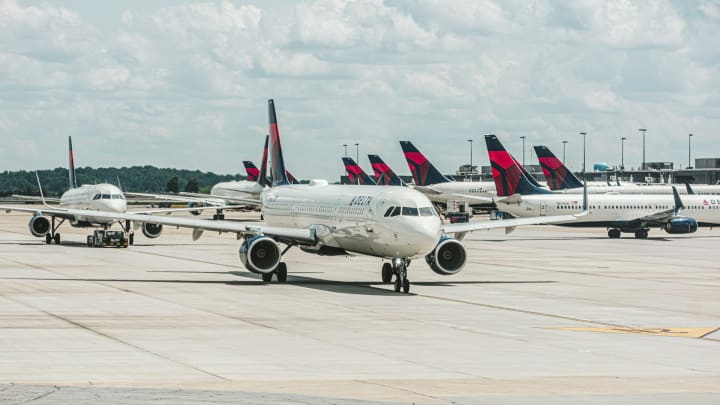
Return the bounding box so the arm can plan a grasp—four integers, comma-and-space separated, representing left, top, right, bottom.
385, 258, 410, 294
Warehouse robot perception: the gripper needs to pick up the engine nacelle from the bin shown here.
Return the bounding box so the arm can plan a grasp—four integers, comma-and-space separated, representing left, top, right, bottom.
664, 217, 698, 234
187, 201, 203, 216
142, 222, 163, 238
238, 235, 281, 274
28, 215, 50, 237
425, 237, 467, 275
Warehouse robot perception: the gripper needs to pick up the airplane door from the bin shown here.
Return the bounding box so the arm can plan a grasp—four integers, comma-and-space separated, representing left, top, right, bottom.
540, 202, 547, 216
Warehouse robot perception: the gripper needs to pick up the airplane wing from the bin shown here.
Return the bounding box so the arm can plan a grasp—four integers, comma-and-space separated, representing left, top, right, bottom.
0, 205, 315, 245
442, 213, 581, 237
12, 195, 61, 203
125, 192, 261, 207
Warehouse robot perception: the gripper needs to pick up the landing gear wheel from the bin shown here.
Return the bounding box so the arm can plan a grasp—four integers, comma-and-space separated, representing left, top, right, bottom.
402, 278, 410, 294
45, 233, 52, 244
381, 263, 393, 283
128, 233, 134, 246
261, 272, 273, 283
53, 233, 61, 244
86, 235, 93, 247
394, 278, 401, 292
636, 229, 648, 239
608, 229, 621, 239
276, 262, 288, 283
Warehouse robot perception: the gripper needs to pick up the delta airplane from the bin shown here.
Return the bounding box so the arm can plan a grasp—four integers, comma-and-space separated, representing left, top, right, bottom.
342, 157, 376, 185
4, 100, 581, 293
368, 154, 405, 186
2, 137, 226, 245
534, 145, 720, 195
487, 135, 720, 239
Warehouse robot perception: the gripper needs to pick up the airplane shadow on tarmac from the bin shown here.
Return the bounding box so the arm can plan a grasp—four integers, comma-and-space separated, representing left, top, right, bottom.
1, 271, 556, 297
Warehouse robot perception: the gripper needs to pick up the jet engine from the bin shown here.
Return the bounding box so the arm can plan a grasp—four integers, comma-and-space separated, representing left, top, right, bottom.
142, 222, 163, 238
187, 201, 203, 216
238, 235, 281, 274
425, 237, 467, 275
28, 215, 50, 237
664, 217, 698, 234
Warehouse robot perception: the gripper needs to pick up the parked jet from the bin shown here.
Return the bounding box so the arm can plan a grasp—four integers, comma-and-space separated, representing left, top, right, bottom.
2, 137, 224, 245
5, 101, 580, 292
487, 135, 719, 238
368, 154, 405, 186
342, 157, 376, 185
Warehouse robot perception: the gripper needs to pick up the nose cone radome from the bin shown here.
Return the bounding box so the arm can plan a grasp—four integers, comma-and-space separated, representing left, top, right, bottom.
411, 217, 443, 255
104, 199, 127, 213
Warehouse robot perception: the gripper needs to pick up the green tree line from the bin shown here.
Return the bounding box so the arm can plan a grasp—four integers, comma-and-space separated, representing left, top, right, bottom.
0, 166, 244, 197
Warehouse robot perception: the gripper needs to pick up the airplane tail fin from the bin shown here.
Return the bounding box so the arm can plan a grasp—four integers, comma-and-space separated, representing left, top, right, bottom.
533, 145, 583, 190
368, 154, 403, 186
485, 135, 552, 197
268, 100, 290, 186
399, 141, 451, 186
342, 157, 376, 185
68, 136, 78, 189
243, 161, 260, 182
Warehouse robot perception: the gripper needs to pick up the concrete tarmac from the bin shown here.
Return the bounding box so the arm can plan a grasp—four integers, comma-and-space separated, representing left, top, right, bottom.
0, 210, 718, 404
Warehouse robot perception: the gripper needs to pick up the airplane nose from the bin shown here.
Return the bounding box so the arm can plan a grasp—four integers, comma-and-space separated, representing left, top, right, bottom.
414, 218, 442, 252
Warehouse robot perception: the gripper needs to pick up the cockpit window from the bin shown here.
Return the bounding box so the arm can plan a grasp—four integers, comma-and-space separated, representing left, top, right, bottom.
384, 207, 394, 217
111, 194, 122, 199
390, 206, 401, 217
93, 194, 100, 200
401, 207, 418, 216
419, 207, 435, 216
101, 194, 111, 199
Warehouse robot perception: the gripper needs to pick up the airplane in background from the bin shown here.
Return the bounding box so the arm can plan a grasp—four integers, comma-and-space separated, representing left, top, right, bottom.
399, 141, 497, 209
3, 137, 225, 245
7, 100, 581, 293
487, 135, 720, 239
534, 145, 720, 195
368, 154, 405, 186
342, 157, 376, 185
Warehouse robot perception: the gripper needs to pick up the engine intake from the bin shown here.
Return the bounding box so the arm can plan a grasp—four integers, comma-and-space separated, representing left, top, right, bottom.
29, 215, 50, 237
239, 236, 281, 274
425, 237, 467, 275
142, 222, 163, 238
664, 217, 698, 234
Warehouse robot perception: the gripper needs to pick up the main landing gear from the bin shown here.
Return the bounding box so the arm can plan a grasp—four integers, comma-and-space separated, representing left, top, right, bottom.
261, 262, 288, 283
45, 217, 65, 245
634, 229, 649, 239
212, 209, 225, 220
607, 229, 621, 239
381, 258, 410, 294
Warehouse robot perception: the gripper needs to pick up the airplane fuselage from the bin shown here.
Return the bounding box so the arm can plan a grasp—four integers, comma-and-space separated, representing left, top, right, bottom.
261, 184, 441, 259
555, 184, 720, 196
414, 181, 497, 206
59, 184, 126, 225
499, 193, 720, 228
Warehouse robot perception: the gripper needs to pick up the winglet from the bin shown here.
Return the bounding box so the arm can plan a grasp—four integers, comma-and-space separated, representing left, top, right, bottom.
35, 171, 52, 208
685, 182, 696, 195
259, 135, 269, 187
68, 136, 78, 189
268, 100, 290, 186
672, 185, 684, 215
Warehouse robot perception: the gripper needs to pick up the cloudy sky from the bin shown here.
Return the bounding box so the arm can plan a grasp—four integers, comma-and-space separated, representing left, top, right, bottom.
1, 0, 719, 179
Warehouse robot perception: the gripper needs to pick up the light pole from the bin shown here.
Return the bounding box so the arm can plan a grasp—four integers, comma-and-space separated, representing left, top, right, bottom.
467, 139, 473, 175
520, 136, 526, 166
639, 128, 647, 170
562, 140, 568, 163
621, 137, 627, 170
688, 133, 693, 168
354, 143, 359, 163
579, 132, 587, 175
342, 144, 348, 158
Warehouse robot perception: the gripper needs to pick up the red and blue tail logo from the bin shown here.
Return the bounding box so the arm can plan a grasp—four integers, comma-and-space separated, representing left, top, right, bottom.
399, 141, 451, 186
243, 161, 260, 182
286, 170, 299, 184
268, 99, 290, 186
342, 157, 376, 185
368, 154, 403, 186
258, 135, 270, 187
68, 136, 78, 189
485, 135, 551, 196
534, 146, 583, 190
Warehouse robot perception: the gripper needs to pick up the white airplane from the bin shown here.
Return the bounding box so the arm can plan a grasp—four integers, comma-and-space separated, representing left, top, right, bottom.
4, 137, 235, 245
1, 100, 581, 293
127, 135, 301, 219
486, 135, 720, 239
